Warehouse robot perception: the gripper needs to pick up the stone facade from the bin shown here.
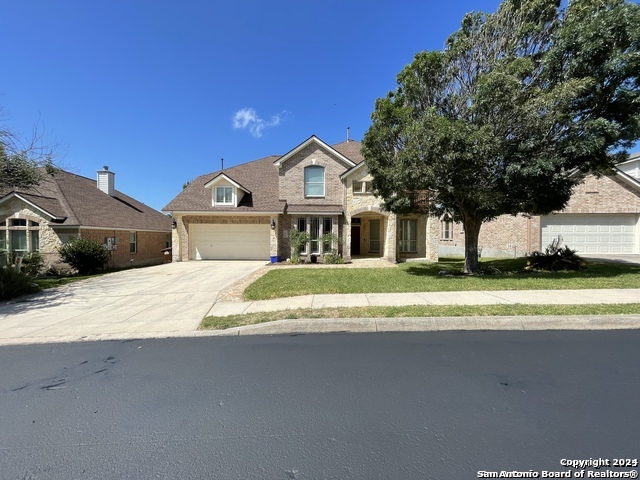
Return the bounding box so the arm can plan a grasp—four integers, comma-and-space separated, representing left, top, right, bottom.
343, 167, 438, 262
0, 198, 67, 266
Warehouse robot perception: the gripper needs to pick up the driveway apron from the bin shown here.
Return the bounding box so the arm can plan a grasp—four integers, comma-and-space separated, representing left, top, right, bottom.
0, 261, 265, 344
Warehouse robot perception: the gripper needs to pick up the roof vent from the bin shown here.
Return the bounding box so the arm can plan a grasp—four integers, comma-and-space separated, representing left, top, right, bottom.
97, 167, 115, 196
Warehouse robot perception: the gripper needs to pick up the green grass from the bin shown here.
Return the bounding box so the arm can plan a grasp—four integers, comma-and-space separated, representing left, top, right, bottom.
33, 275, 98, 289
200, 303, 640, 330
243, 258, 640, 301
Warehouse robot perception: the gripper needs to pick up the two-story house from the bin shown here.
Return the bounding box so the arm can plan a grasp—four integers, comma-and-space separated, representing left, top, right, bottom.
163, 135, 440, 263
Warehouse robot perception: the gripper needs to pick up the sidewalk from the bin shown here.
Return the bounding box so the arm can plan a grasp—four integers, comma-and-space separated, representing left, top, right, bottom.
206, 288, 640, 317
1, 287, 639, 345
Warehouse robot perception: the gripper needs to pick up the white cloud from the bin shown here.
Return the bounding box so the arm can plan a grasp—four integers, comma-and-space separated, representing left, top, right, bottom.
232, 108, 282, 137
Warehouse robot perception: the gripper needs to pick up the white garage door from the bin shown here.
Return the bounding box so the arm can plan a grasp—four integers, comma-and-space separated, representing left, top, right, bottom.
541, 215, 638, 254
190, 223, 270, 260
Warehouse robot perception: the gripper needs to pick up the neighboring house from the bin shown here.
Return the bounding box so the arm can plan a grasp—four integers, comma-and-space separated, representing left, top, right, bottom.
439, 153, 640, 256
163, 135, 439, 263
0, 167, 172, 268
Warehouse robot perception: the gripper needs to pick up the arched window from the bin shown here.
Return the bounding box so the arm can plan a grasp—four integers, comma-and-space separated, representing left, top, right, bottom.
441, 214, 453, 240
304, 166, 325, 197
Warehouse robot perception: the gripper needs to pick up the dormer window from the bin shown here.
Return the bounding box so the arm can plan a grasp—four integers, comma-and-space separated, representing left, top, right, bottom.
215, 186, 234, 205
304, 166, 325, 197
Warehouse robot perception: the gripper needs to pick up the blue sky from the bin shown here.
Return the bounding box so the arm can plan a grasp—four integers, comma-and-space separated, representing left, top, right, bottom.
2, 0, 512, 210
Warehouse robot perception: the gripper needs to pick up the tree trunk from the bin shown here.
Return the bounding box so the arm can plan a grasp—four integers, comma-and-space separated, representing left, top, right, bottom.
463, 216, 483, 274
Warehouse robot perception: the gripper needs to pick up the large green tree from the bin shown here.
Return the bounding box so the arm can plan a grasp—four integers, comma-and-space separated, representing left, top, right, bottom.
362, 0, 640, 273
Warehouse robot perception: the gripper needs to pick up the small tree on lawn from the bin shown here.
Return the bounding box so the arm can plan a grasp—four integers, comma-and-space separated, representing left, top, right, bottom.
362, 0, 640, 273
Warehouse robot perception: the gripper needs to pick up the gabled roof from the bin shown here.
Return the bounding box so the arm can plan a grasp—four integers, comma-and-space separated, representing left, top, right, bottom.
331, 140, 365, 164
203, 173, 251, 193
163, 156, 285, 213
614, 167, 640, 191
0, 192, 67, 221
0, 169, 171, 232
163, 137, 366, 214
616, 151, 640, 166
273, 135, 357, 168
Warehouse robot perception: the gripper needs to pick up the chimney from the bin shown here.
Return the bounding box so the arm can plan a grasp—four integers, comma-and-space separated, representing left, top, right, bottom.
347, 126, 351, 142
97, 166, 115, 196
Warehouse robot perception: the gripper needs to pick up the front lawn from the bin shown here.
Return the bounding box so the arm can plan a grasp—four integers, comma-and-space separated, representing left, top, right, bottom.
244, 258, 640, 300
201, 303, 640, 330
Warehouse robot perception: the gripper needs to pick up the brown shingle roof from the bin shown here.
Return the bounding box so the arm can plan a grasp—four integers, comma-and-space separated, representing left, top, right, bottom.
332, 140, 364, 164
1, 170, 171, 231
163, 139, 365, 214
163, 156, 285, 213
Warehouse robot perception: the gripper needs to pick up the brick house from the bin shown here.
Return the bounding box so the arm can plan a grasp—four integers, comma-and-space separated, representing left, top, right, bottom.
0, 167, 172, 268
439, 153, 640, 256
163, 135, 439, 263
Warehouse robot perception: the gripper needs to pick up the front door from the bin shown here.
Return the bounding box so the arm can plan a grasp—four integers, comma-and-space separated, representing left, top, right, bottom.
369, 219, 380, 253
351, 226, 361, 255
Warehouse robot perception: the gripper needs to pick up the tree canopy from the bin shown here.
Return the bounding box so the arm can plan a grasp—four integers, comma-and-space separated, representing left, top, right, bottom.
362, 0, 640, 273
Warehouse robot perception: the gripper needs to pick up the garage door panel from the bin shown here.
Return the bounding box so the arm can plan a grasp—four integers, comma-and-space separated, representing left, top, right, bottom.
190, 223, 270, 260
541, 215, 637, 254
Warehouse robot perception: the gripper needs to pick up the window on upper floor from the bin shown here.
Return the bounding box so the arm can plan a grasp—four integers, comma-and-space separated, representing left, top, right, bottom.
304, 166, 325, 197
215, 186, 234, 205
353, 181, 373, 194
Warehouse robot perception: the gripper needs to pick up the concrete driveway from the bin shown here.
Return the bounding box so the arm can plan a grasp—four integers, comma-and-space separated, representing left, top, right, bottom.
0, 261, 266, 345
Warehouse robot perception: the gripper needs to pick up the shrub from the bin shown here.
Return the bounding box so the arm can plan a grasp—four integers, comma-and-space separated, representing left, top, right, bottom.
526, 236, 587, 271
289, 229, 309, 265
321, 232, 343, 264
21, 252, 46, 277
59, 237, 109, 274
323, 252, 344, 264
0, 267, 40, 300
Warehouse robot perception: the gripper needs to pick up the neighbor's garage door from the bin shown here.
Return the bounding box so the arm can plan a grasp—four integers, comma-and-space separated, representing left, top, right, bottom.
541, 215, 638, 254
190, 224, 270, 260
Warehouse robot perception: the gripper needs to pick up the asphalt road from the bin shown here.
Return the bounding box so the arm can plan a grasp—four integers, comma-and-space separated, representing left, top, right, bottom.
1, 331, 639, 479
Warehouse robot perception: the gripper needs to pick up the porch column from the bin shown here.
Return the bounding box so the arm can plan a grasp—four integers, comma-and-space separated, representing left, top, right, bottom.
425, 215, 439, 262
343, 216, 352, 262
269, 216, 278, 258
385, 212, 397, 262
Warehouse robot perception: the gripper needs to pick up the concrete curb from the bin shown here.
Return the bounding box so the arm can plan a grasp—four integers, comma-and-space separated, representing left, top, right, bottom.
195, 314, 640, 336
2, 315, 639, 346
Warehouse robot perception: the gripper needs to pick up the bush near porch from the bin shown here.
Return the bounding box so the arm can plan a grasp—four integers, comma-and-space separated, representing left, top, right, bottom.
243, 258, 640, 300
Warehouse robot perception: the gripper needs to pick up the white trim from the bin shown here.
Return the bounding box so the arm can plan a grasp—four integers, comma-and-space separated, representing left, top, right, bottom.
0, 193, 62, 220
304, 165, 325, 198
214, 185, 235, 206
615, 169, 640, 190
203, 173, 251, 193
274, 135, 356, 168
617, 152, 640, 166
340, 161, 367, 179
